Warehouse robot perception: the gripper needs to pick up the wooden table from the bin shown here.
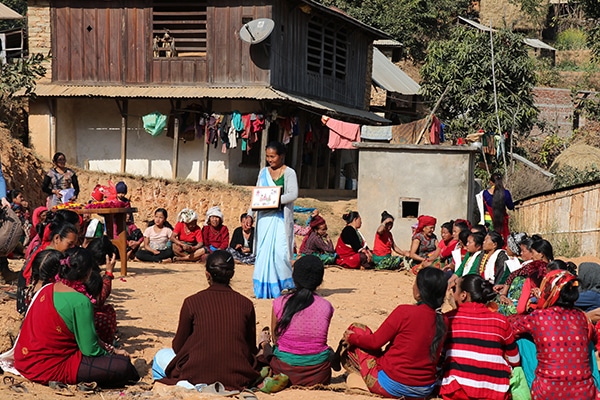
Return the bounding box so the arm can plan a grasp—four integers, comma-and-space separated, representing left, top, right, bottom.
73, 207, 138, 276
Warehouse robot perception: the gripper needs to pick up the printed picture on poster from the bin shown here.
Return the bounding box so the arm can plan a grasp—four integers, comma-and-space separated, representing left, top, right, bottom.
251, 186, 282, 209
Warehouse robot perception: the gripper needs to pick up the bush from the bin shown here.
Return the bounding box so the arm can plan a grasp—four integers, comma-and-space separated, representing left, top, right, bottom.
553, 165, 600, 189
555, 28, 588, 51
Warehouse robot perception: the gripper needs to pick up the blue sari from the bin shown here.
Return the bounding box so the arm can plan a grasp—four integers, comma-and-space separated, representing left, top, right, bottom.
253, 168, 294, 299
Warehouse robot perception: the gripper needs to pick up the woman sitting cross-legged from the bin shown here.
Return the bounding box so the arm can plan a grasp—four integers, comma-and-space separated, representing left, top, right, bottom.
135, 208, 174, 263
171, 208, 206, 262
298, 215, 336, 265
152, 250, 259, 391
14, 247, 139, 387
338, 267, 448, 398
335, 211, 373, 270
260, 255, 334, 386
227, 213, 255, 264
441, 274, 520, 400
372, 211, 407, 270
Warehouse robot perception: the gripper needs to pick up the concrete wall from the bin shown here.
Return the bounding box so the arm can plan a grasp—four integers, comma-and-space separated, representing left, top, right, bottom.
356, 143, 479, 250
28, 97, 264, 185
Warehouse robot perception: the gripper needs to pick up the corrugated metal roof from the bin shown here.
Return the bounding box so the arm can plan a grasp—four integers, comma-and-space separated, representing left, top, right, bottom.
271, 89, 390, 123
25, 83, 389, 123
371, 48, 420, 95
524, 38, 556, 51
0, 3, 23, 19
27, 84, 282, 99
459, 16, 495, 32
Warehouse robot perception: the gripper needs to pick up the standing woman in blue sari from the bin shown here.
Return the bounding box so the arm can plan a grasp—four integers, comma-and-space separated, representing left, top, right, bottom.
251, 142, 298, 299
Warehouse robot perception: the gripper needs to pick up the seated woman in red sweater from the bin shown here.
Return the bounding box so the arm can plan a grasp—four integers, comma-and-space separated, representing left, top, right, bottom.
202, 206, 230, 254
372, 211, 407, 270
338, 267, 448, 398
172, 208, 206, 262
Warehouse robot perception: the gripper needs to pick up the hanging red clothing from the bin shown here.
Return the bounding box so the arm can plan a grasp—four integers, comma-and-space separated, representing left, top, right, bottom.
14, 284, 82, 385
323, 116, 360, 150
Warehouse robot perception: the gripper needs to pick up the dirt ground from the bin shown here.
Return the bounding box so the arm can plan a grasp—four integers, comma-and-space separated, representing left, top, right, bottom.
2, 252, 599, 400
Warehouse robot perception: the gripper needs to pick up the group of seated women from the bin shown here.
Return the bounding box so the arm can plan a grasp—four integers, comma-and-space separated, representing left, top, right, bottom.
133, 206, 255, 264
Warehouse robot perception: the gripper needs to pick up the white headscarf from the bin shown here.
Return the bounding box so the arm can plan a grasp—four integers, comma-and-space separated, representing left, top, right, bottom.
177, 208, 198, 224
205, 206, 224, 225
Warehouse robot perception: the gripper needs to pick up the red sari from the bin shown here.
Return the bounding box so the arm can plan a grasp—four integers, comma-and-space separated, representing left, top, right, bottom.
14, 284, 82, 384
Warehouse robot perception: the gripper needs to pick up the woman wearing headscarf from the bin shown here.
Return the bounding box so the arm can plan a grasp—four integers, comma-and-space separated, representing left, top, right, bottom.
201, 206, 229, 255
510, 269, 598, 400
172, 208, 205, 262
372, 211, 407, 270
408, 215, 438, 269
298, 215, 335, 265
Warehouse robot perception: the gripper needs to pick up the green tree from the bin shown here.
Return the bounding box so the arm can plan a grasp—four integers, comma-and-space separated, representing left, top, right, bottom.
579, 0, 600, 60
420, 27, 538, 140
0, 53, 46, 143
320, 0, 473, 62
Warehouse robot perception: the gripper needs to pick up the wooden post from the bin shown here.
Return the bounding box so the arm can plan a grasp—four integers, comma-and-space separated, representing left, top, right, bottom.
334, 151, 342, 189
172, 116, 180, 180
48, 99, 57, 159
202, 126, 209, 180
259, 120, 269, 171
117, 99, 128, 174
324, 147, 331, 189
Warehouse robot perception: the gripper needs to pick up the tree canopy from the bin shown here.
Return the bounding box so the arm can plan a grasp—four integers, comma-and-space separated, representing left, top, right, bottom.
320, 0, 473, 62
0, 0, 26, 31
420, 27, 538, 139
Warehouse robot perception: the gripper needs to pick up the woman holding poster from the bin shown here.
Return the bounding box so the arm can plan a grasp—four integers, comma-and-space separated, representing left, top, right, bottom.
250, 142, 298, 299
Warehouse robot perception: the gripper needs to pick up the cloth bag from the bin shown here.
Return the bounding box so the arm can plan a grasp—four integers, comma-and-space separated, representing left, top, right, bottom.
142, 111, 168, 136
0, 205, 23, 256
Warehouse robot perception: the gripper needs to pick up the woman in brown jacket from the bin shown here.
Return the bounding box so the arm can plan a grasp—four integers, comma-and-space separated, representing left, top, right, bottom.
152, 250, 259, 390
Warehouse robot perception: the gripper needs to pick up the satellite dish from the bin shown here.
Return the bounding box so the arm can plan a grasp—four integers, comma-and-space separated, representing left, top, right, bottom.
239, 18, 275, 44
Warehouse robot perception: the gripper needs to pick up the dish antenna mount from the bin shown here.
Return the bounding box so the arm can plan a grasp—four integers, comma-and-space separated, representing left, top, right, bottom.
239, 18, 275, 44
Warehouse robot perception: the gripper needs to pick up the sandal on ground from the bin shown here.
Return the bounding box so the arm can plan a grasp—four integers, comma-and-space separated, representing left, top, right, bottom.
3, 376, 28, 393
199, 381, 239, 397
77, 381, 98, 393
49, 381, 74, 396
238, 389, 258, 400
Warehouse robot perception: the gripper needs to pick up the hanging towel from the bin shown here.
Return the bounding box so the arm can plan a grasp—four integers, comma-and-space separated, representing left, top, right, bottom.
232, 111, 244, 132
142, 111, 168, 136
429, 115, 441, 144
390, 118, 428, 144
360, 125, 392, 141
323, 116, 360, 150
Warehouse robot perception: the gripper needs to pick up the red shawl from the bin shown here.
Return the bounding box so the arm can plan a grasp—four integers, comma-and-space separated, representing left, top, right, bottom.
14, 284, 82, 384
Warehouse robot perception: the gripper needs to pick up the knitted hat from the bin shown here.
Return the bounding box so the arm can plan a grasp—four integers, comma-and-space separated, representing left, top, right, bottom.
309, 215, 326, 230
292, 255, 324, 291
115, 181, 128, 194
205, 206, 224, 224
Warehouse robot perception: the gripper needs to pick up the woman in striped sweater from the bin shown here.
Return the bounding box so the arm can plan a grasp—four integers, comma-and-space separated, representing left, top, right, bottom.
441, 274, 520, 400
